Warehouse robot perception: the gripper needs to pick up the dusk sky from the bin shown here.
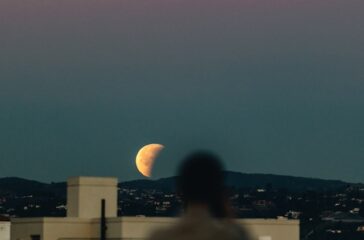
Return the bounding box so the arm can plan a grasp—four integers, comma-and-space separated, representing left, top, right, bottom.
0, 0, 363, 183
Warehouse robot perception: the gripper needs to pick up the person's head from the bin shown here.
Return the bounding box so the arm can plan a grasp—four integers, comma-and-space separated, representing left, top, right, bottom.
176, 151, 227, 218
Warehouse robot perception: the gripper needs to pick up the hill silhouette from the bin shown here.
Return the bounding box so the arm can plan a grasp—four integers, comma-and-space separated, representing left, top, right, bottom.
0, 172, 359, 196
0, 177, 66, 196
119, 171, 354, 192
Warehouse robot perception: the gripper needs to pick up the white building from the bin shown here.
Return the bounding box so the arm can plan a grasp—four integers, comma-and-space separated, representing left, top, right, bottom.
11, 176, 300, 240
0, 216, 10, 240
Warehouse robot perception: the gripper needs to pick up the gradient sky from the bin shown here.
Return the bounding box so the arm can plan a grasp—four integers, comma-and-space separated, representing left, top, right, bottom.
0, 0, 363, 183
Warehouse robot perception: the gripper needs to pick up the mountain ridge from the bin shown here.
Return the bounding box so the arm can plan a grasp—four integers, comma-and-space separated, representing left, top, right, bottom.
1, 172, 361, 195
120, 171, 358, 192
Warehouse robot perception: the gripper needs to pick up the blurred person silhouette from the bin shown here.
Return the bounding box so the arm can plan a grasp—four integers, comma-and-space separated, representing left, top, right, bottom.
149, 151, 251, 240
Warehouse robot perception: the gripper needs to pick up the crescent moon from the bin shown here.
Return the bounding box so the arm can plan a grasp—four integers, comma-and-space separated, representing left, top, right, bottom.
135, 144, 164, 177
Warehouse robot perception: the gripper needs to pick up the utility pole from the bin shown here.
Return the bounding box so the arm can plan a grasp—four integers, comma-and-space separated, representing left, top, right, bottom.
100, 199, 107, 240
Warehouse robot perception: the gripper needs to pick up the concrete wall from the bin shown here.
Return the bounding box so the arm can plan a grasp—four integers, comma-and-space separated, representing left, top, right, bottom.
43, 218, 97, 240
107, 217, 178, 240
108, 217, 299, 240
67, 177, 118, 218
11, 217, 299, 240
11, 220, 43, 240
11, 218, 97, 240
237, 219, 299, 240
0, 222, 10, 240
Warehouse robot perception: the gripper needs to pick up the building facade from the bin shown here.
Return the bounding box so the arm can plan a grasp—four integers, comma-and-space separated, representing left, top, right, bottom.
0, 216, 10, 240
11, 177, 299, 240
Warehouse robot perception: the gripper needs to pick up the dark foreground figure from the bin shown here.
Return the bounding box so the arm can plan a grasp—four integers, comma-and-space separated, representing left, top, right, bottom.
149, 151, 251, 240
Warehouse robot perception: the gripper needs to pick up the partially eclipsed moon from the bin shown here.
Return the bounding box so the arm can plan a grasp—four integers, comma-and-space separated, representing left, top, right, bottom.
135, 144, 164, 177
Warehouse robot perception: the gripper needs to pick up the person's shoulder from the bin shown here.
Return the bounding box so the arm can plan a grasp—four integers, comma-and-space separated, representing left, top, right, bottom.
148, 218, 252, 240
218, 219, 252, 240
148, 225, 182, 240
148, 229, 167, 240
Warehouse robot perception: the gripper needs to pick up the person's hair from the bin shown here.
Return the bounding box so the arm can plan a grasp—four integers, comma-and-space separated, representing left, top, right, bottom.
176, 151, 227, 218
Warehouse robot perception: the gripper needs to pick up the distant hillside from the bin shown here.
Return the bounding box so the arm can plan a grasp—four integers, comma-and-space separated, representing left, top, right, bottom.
0, 177, 66, 197
0, 172, 359, 196
119, 171, 353, 192
225, 171, 350, 191
119, 177, 177, 191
